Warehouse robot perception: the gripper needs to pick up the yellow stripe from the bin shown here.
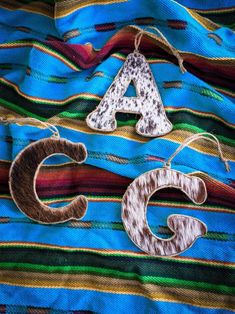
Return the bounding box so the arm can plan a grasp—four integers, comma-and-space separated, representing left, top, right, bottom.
0, 43, 80, 71
0, 77, 100, 104
213, 86, 235, 98
1, 116, 235, 160
1, 38, 234, 74
0, 1, 54, 18
55, 0, 128, 19
90, 197, 235, 214
49, 119, 235, 160
0, 242, 234, 267
167, 107, 235, 129
1, 191, 234, 214
0, 270, 234, 310
186, 8, 219, 31
0, 194, 234, 214
112, 51, 235, 68
195, 7, 235, 14
1, 74, 234, 112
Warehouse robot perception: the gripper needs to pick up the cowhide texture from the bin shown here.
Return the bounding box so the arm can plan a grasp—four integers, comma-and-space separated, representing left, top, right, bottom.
9, 138, 88, 224
122, 168, 207, 257
86, 52, 172, 137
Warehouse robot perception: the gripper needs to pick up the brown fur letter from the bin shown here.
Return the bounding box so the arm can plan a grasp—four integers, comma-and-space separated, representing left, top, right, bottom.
9, 138, 88, 224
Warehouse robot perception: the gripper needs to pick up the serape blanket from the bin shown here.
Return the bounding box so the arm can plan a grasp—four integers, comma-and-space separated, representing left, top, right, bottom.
0, 0, 234, 313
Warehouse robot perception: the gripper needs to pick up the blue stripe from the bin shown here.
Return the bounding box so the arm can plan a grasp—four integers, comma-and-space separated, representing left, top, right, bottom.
0, 285, 234, 314
0, 46, 79, 80
1, 200, 234, 234
0, 7, 58, 37
0, 202, 234, 262
0, 124, 234, 183
55, 0, 235, 58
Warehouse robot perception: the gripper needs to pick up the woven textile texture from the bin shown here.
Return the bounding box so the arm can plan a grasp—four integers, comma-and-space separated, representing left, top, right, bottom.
0, 0, 234, 313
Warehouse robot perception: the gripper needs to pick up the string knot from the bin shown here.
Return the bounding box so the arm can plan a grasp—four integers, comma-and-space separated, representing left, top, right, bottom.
163, 161, 171, 169
134, 26, 186, 74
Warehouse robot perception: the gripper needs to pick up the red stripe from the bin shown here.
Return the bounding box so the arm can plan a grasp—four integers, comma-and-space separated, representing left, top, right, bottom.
47, 29, 235, 90
167, 19, 187, 29
95, 23, 116, 32
1, 163, 234, 208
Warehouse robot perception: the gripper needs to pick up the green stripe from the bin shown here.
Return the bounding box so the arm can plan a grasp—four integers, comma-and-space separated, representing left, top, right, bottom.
0, 244, 234, 268
0, 64, 12, 70
168, 106, 235, 130
3, 99, 235, 148
172, 123, 235, 146
0, 193, 233, 212
0, 64, 68, 84
199, 87, 223, 101
0, 262, 234, 294
0, 79, 98, 105
57, 113, 235, 147
0, 98, 47, 120
172, 82, 224, 101
0, 247, 234, 288
29, 69, 68, 84
0, 217, 234, 242
59, 112, 90, 119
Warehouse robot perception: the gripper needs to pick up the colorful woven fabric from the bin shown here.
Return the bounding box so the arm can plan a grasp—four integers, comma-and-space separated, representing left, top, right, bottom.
0, 0, 235, 313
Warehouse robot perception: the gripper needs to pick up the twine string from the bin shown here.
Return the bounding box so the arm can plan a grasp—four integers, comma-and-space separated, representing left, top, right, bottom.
134, 26, 186, 73
163, 132, 230, 172
0, 117, 60, 138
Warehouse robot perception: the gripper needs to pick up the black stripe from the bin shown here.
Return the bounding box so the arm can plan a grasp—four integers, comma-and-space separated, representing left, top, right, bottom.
0, 247, 234, 287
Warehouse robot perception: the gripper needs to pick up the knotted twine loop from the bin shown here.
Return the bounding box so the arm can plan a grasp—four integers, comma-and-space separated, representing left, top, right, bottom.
134, 26, 187, 74
163, 132, 230, 172
0, 117, 60, 139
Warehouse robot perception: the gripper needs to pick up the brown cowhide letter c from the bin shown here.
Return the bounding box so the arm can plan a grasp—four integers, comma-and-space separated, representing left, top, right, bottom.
9, 138, 88, 224
122, 168, 207, 257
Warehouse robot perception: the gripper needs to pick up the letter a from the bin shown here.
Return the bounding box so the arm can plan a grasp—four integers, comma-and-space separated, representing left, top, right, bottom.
86, 51, 172, 137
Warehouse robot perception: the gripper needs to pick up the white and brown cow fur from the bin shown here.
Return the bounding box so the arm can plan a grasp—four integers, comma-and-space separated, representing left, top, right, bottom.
86, 52, 172, 137
122, 168, 207, 256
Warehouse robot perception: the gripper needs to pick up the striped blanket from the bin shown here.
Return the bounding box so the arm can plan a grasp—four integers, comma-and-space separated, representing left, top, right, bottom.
0, 0, 234, 313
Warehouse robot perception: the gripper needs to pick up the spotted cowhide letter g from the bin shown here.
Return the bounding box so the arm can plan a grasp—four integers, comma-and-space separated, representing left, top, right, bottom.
122, 168, 208, 257
86, 52, 172, 137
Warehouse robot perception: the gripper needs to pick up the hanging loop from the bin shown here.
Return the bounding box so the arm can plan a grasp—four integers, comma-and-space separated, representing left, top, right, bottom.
0, 117, 60, 138
134, 26, 186, 74
163, 132, 230, 172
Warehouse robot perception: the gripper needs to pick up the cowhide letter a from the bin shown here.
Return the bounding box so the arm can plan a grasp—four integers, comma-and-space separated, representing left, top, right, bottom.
86, 52, 172, 137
